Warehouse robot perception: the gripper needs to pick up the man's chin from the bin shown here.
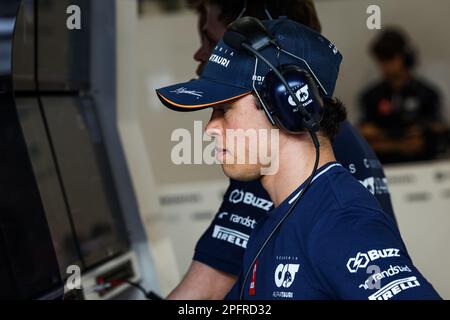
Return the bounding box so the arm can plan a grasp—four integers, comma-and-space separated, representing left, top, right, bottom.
221, 164, 261, 182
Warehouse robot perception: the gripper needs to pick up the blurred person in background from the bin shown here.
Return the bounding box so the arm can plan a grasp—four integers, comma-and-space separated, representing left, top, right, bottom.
359, 27, 448, 164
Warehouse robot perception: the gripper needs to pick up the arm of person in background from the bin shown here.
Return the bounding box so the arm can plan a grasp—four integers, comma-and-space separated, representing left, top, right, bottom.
167, 260, 237, 300
357, 87, 394, 152
358, 88, 424, 155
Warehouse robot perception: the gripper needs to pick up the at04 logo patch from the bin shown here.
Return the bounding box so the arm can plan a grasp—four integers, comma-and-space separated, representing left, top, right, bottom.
274, 264, 300, 288
347, 248, 400, 273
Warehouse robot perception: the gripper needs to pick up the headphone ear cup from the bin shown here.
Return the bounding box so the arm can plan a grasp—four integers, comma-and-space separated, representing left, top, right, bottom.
261, 64, 323, 134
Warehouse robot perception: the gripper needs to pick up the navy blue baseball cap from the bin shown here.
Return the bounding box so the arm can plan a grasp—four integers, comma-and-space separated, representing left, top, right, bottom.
156, 17, 342, 112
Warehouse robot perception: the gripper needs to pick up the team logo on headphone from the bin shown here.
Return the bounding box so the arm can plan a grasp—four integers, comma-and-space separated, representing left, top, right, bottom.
288, 84, 309, 106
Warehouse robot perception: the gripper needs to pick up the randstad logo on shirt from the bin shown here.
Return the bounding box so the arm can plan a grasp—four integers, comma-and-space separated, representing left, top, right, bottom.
359, 264, 412, 290
347, 248, 401, 273
229, 189, 273, 212
218, 212, 257, 229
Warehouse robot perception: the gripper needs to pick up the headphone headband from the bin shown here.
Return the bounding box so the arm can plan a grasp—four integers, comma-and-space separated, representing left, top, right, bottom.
224, 17, 324, 133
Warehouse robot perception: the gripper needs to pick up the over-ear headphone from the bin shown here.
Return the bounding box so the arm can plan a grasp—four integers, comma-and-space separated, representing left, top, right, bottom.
261, 64, 323, 134
224, 16, 324, 135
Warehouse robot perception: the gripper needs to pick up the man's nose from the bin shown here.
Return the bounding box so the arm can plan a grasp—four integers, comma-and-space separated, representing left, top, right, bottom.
205, 110, 223, 138
193, 44, 210, 64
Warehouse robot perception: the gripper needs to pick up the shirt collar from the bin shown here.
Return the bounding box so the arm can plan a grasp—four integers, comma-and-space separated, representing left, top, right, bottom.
269, 161, 343, 216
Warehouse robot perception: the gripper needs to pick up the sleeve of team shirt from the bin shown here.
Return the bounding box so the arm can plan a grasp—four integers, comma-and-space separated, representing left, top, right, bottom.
308, 207, 442, 300
193, 179, 269, 276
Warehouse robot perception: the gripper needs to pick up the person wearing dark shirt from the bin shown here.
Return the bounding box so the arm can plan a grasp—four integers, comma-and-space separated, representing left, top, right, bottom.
360, 27, 446, 163
160, 0, 398, 300
156, 17, 440, 300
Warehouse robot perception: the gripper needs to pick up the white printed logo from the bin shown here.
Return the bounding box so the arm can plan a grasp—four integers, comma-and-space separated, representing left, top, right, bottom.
359, 177, 389, 195
252, 75, 265, 82
288, 84, 309, 106
368, 276, 420, 300
359, 265, 412, 290
347, 248, 401, 273
170, 87, 203, 98
274, 264, 300, 288
212, 225, 249, 248
218, 212, 229, 219
230, 214, 257, 229
329, 42, 339, 55
209, 54, 231, 68
229, 189, 244, 204
228, 189, 273, 212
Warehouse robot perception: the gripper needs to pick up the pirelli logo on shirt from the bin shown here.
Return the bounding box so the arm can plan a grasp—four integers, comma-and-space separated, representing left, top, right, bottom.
212, 225, 249, 248
368, 276, 421, 300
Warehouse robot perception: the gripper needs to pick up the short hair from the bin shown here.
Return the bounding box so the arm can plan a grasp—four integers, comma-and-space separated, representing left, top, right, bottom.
320, 98, 347, 141
253, 95, 347, 141
187, 0, 322, 33
371, 27, 416, 68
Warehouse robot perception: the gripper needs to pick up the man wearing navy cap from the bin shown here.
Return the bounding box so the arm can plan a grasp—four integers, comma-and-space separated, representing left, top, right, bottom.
159, 0, 402, 301
157, 17, 440, 300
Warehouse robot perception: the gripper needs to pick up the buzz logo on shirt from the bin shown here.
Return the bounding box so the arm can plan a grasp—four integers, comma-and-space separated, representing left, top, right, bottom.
228, 189, 273, 212
347, 248, 401, 273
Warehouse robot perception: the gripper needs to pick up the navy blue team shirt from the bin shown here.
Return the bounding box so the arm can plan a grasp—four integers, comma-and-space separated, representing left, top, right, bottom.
225, 162, 440, 300
194, 121, 397, 276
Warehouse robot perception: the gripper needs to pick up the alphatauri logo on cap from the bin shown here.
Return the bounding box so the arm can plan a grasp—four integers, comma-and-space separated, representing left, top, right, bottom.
208, 46, 235, 68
